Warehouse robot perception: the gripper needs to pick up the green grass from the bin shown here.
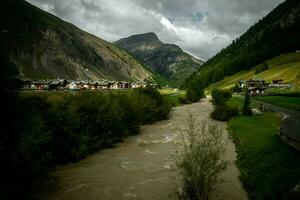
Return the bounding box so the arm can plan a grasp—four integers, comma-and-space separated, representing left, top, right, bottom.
226, 96, 261, 110
209, 52, 300, 89
254, 96, 300, 111
265, 87, 300, 95
226, 96, 244, 108
228, 113, 300, 199
160, 89, 186, 106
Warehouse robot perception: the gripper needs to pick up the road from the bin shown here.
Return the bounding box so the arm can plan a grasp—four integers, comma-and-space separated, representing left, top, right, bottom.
35, 98, 248, 200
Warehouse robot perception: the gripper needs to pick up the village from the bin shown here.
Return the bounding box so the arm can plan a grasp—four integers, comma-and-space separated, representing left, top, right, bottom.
237, 78, 294, 96
21, 79, 158, 91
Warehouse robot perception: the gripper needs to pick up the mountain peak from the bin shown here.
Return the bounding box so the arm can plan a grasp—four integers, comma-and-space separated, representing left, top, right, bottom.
114, 32, 204, 86
128, 32, 160, 42
139, 32, 159, 40
114, 32, 161, 48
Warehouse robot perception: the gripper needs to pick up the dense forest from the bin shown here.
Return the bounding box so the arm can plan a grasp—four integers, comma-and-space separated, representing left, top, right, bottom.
186, 0, 300, 88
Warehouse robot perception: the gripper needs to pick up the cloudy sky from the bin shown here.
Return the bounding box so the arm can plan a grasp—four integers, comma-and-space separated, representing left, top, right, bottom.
26, 0, 284, 60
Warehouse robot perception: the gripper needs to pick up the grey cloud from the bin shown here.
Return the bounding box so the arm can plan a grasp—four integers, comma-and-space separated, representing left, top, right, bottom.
26, 0, 284, 59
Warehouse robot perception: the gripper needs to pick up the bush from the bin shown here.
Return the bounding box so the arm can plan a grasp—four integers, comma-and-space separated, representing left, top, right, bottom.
183, 86, 205, 103
176, 114, 227, 200
185, 88, 198, 103
210, 105, 239, 121
211, 89, 232, 105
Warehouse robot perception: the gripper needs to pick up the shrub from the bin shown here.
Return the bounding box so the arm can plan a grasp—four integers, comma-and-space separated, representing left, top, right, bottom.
185, 88, 198, 103
211, 89, 232, 105
210, 105, 239, 121
183, 86, 205, 103
176, 113, 227, 200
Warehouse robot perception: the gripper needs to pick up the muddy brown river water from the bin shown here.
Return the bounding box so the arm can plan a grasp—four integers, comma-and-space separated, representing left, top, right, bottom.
36, 98, 248, 200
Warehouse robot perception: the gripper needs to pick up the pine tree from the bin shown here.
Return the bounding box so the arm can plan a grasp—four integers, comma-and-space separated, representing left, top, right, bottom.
243, 89, 252, 115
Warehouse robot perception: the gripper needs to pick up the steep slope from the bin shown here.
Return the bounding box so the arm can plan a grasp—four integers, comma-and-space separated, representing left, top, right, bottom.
209, 52, 300, 89
0, 0, 152, 81
187, 0, 300, 88
114, 32, 204, 86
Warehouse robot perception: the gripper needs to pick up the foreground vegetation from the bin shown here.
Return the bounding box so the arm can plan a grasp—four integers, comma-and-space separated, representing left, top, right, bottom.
255, 96, 300, 111
229, 113, 300, 199
209, 94, 300, 199
176, 114, 227, 200
4, 88, 172, 199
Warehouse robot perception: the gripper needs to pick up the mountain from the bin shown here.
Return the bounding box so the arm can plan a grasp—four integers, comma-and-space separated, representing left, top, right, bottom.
0, 0, 153, 81
114, 32, 204, 86
186, 0, 300, 89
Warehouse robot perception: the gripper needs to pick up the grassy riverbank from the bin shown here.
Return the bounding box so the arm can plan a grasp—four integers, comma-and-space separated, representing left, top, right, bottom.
226, 97, 300, 199
160, 88, 186, 106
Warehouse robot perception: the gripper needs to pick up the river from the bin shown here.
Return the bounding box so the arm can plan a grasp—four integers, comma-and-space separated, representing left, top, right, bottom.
35, 98, 248, 200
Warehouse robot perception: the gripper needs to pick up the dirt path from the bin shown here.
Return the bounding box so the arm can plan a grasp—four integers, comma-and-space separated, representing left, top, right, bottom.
36, 98, 248, 200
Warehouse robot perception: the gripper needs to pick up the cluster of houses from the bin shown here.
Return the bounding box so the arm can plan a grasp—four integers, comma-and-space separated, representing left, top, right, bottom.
238, 79, 294, 96
22, 79, 157, 91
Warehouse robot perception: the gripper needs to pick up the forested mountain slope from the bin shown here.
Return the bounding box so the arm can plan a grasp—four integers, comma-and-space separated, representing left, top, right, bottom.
187, 0, 300, 88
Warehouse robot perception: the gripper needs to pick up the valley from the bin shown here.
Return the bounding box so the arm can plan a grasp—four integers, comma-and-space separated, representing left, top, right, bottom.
2, 0, 300, 200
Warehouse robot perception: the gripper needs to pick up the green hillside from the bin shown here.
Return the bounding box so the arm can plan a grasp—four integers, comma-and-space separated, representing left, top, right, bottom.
210, 52, 300, 89
115, 32, 204, 86
0, 0, 153, 81
187, 0, 300, 89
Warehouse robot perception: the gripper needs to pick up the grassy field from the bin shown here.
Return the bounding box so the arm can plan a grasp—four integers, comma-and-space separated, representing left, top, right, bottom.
226, 96, 262, 110
228, 111, 300, 199
209, 52, 300, 89
160, 88, 186, 106
254, 96, 300, 111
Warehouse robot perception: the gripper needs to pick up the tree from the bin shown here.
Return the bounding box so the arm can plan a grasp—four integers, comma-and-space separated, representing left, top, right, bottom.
243, 89, 252, 115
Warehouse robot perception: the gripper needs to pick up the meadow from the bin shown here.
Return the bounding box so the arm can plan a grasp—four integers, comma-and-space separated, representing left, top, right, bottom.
159, 88, 186, 106
225, 96, 300, 199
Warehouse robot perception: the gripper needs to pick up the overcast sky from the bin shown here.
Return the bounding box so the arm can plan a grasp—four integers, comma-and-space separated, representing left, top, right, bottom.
26, 0, 284, 60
